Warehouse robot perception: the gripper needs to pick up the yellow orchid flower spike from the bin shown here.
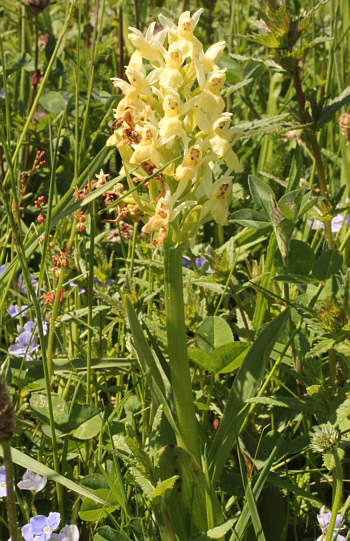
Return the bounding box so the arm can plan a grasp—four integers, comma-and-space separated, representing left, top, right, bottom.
105, 8, 243, 246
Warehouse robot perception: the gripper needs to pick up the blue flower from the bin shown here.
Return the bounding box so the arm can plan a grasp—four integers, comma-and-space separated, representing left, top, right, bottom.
70, 281, 86, 295
182, 255, 208, 270
8, 304, 28, 319
51, 524, 80, 541
308, 210, 350, 233
0, 466, 7, 497
317, 506, 345, 541
93, 277, 114, 287
22, 512, 60, 541
17, 469, 47, 492
17, 319, 47, 337
18, 273, 39, 295
0, 264, 7, 276
17, 321, 36, 334
34, 318, 48, 336
8, 331, 39, 361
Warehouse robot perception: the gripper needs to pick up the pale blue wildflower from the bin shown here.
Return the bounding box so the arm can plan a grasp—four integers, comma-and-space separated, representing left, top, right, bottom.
182, 255, 207, 270
22, 512, 60, 541
17, 321, 36, 334
8, 304, 28, 319
8, 331, 39, 361
308, 211, 350, 232
93, 277, 114, 287
18, 273, 40, 295
317, 506, 345, 541
70, 281, 86, 295
17, 470, 47, 492
0, 466, 7, 497
51, 525, 80, 541
17, 320, 47, 337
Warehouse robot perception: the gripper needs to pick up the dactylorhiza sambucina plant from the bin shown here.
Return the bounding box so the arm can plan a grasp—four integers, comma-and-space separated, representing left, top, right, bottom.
106, 10, 242, 463
106, 8, 242, 247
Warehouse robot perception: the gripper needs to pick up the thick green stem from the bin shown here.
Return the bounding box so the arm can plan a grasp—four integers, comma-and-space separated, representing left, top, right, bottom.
292, 65, 332, 248
2, 441, 20, 541
324, 450, 343, 541
282, 255, 302, 396
163, 245, 201, 464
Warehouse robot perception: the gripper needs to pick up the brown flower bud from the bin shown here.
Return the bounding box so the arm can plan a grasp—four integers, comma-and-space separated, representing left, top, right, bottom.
27, 0, 50, 15
339, 113, 350, 145
0, 376, 15, 443
30, 69, 42, 87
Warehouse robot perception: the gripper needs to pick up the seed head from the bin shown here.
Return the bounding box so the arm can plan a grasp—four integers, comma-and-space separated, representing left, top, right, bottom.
310, 423, 339, 454
27, 0, 50, 15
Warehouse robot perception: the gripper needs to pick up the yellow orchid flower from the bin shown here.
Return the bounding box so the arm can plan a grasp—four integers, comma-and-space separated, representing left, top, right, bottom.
206, 114, 243, 173
158, 92, 188, 151
142, 184, 197, 244
158, 9, 204, 59
194, 41, 226, 87
105, 9, 243, 246
130, 123, 161, 168
181, 70, 227, 132
128, 22, 167, 67
159, 46, 184, 90
174, 140, 204, 182
200, 175, 233, 226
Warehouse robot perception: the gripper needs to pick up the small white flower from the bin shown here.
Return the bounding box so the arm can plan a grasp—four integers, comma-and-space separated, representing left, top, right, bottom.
17, 469, 47, 493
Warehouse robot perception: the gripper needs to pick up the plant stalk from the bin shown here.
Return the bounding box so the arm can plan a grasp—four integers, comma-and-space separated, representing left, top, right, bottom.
292, 65, 332, 247
324, 450, 343, 541
163, 245, 201, 464
282, 254, 302, 396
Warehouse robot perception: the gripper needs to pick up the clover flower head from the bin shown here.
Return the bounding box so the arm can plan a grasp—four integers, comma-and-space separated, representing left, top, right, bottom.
22, 512, 60, 541
0, 465, 7, 497
310, 423, 340, 454
317, 506, 345, 541
8, 331, 39, 361
17, 469, 47, 492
